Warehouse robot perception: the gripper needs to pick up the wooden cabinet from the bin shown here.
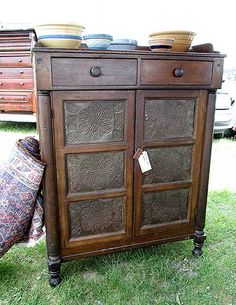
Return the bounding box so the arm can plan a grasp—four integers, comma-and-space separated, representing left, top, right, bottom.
33, 48, 224, 286
0, 29, 36, 114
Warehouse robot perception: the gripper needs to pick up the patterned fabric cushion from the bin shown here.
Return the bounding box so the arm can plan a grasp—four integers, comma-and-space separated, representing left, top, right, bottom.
0, 137, 45, 258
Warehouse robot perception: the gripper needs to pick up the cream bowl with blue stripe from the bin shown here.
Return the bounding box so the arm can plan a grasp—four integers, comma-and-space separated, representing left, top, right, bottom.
35, 23, 85, 48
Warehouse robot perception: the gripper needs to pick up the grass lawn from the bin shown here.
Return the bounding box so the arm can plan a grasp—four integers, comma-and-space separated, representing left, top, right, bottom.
0, 122, 37, 162
0, 123, 235, 305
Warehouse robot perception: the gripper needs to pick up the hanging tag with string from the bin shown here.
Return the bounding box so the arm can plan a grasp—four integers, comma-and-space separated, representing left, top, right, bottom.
133, 147, 152, 173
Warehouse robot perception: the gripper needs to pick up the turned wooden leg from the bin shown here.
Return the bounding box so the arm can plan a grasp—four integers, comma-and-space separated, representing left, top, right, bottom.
192, 94, 215, 257
192, 229, 206, 256
48, 255, 61, 287
38, 91, 62, 286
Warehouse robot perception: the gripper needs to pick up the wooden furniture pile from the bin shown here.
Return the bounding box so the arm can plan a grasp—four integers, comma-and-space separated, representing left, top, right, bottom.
0, 29, 37, 120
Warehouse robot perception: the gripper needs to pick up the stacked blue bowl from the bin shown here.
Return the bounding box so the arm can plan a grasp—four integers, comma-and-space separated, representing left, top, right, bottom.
108, 39, 138, 50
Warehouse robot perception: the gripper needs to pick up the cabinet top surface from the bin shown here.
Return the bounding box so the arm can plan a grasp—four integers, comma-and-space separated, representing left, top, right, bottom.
32, 47, 226, 59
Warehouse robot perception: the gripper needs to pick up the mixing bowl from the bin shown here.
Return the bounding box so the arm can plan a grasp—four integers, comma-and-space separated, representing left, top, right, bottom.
35, 23, 85, 48
149, 31, 196, 52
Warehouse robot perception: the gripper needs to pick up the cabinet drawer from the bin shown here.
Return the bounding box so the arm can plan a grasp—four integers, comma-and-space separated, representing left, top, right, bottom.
141, 60, 213, 86
51, 58, 137, 86
0, 56, 31, 67
0, 78, 33, 89
0, 91, 33, 111
0, 67, 33, 78
0, 38, 32, 50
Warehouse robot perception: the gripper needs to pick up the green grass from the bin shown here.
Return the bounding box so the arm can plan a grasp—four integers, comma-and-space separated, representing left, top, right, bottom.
0, 122, 37, 134
0, 124, 235, 304
0, 122, 38, 161
0, 190, 235, 305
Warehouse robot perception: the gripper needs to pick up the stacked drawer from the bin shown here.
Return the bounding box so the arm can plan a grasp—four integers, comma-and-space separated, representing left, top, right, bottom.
0, 29, 36, 113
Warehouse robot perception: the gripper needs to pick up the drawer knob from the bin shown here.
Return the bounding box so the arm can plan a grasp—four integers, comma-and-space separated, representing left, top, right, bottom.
19, 71, 24, 74
174, 68, 184, 77
0, 96, 4, 99
20, 82, 24, 85
0, 71, 2, 74
90, 66, 101, 77
18, 59, 23, 63
0, 82, 3, 85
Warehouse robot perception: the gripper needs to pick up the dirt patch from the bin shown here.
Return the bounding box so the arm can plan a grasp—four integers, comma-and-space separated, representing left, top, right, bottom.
209, 139, 236, 192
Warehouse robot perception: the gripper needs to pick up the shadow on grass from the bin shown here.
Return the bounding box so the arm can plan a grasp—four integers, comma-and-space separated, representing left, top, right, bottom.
0, 242, 47, 286
61, 239, 194, 282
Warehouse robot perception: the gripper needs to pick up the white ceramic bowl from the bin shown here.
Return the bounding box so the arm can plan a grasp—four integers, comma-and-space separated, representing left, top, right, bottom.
83, 34, 113, 50
35, 23, 85, 48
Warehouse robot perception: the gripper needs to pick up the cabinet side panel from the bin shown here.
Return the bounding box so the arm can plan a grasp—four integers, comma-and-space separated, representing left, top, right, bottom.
196, 93, 216, 229
37, 91, 60, 257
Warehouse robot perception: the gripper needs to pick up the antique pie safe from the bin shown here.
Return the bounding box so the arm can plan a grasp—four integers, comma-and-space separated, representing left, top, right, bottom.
33, 48, 224, 286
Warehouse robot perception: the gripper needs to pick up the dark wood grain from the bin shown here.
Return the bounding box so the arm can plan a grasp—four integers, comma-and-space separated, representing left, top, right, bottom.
51, 90, 135, 250
195, 93, 216, 230
33, 48, 224, 285
51, 58, 138, 86
140, 60, 213, 85
37, 91, 61, 285
133, 89, 207, 238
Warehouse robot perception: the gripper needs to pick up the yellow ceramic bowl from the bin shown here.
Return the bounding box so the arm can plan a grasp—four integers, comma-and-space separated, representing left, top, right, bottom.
148, 37, 175, 52
149, 31, 196, 52
35, 23, 85, 48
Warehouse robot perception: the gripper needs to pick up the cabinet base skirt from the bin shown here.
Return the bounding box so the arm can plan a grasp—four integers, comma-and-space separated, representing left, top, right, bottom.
60, 233, 195, 262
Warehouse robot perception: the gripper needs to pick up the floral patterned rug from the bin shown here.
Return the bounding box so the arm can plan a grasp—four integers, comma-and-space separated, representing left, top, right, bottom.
0, 137, 45, 258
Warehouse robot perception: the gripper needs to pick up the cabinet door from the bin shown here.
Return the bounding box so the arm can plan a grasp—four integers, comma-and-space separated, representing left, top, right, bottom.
134, 90, 207, 238
52, 91, 135, 252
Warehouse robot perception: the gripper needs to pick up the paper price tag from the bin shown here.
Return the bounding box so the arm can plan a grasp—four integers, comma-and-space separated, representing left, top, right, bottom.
138, 151, 152, 173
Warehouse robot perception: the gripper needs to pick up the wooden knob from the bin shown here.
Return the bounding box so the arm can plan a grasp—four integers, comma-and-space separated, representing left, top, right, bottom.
90, 66, 101, 77
174, 68, 184, 77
